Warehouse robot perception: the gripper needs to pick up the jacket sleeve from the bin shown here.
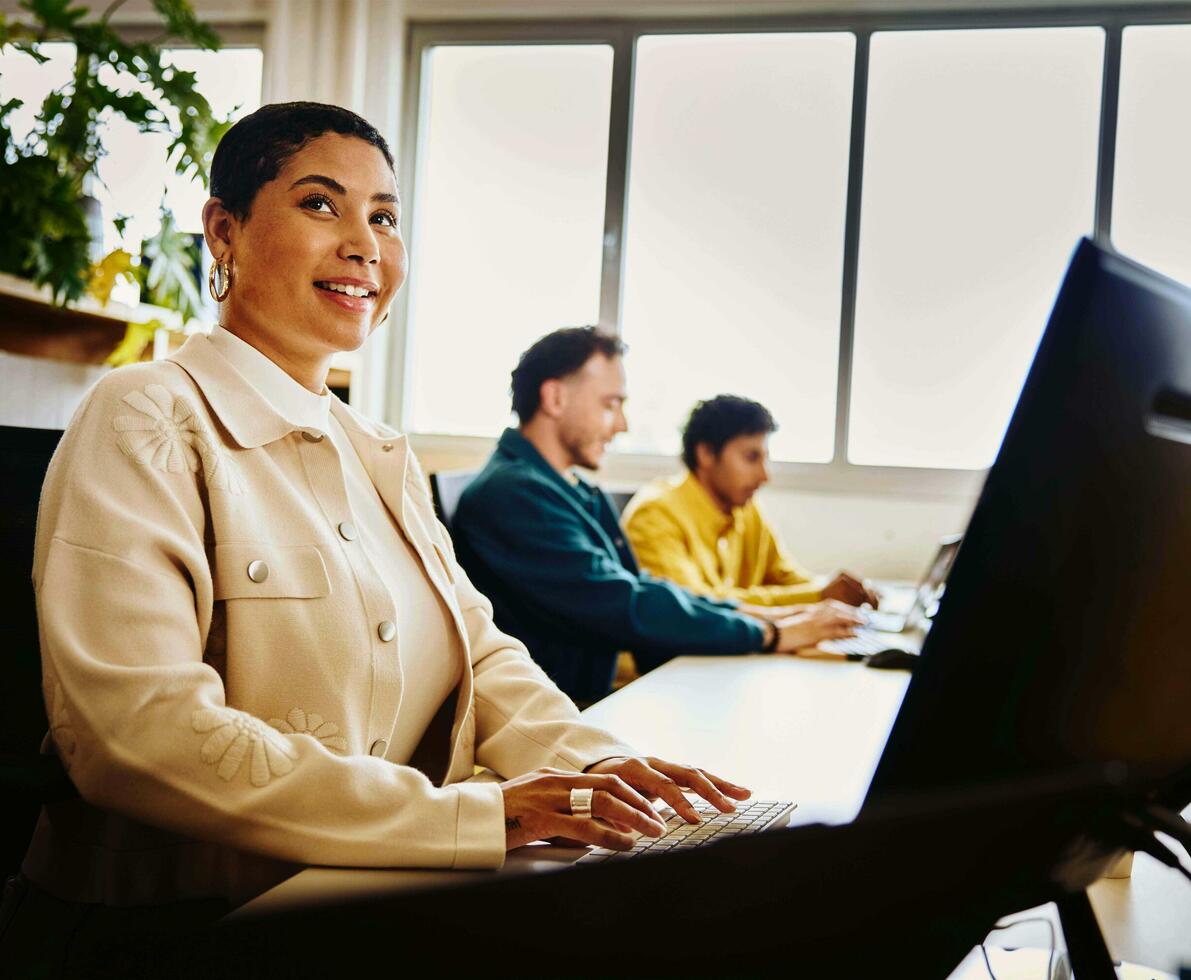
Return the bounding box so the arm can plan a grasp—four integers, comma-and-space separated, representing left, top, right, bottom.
406, 456, 639, 778
758, 510, 822, 604
33, 374, 506, 871
456, 475, 766, 656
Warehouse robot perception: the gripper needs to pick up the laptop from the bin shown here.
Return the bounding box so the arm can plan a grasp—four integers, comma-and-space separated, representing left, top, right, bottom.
818, 534, 963, 657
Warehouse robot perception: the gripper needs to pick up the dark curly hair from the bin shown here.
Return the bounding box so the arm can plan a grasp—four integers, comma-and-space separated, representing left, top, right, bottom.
681, 395, 777, 472
209, 102, 394, 220
510, 327, 626, 423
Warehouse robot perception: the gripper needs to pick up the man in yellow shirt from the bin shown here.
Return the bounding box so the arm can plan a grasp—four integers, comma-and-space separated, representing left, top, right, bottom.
623, 395, 878, 610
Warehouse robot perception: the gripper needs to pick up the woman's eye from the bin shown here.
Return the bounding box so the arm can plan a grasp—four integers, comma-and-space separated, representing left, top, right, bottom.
371, 210, 398, 228
301, 194, 334, 213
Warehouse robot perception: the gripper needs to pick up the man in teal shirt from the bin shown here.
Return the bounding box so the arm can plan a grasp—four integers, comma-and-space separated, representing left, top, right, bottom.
452, 327, 859, 704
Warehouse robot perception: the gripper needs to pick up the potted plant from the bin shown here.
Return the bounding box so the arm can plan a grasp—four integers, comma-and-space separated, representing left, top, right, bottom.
0, 0, 227, 362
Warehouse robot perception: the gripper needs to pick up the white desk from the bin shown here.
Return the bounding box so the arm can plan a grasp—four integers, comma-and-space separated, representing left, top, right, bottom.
236, 655, 1191, 975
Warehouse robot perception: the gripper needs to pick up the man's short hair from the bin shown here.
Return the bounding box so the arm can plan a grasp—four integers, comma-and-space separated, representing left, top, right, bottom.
681, 395, 777, 472
510, 326, 626, 423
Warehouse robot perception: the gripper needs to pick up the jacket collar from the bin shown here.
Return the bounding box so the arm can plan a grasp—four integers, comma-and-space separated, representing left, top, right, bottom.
171, 332, 402, 452
675, 471, 740, 538
170, 333, 299, 449
495, 428, 599, 502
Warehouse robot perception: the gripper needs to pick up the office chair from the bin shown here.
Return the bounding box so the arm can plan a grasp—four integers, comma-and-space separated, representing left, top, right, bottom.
0, 425, 76, 877
429, 468, 480, 533
606, 490, 634, 518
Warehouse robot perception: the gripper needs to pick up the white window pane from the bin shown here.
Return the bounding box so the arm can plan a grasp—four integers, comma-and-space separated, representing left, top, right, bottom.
1112, 25, 1191, 286
849, 28, 1103, 470
619, 33, 855, 464
406, 45, 612, 436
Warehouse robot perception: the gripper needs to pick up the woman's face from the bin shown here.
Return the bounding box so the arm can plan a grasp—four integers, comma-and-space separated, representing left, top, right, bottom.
215, 133, 407, 367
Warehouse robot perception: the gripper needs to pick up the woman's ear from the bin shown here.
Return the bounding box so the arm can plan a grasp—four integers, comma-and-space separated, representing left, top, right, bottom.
202, 198, 236, 260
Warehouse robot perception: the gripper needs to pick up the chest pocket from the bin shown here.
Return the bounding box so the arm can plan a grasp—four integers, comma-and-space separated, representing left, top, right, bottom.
212, 543, 332, 600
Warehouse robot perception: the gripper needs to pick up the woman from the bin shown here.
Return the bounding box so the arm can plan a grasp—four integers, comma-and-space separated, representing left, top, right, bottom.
0, 103, 750, 968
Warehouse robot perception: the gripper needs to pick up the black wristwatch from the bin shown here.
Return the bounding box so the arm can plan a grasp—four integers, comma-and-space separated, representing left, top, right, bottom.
762, 622, 780, 653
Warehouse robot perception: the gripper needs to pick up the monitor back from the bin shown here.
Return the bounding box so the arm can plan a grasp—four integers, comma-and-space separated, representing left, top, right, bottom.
867, 239, 1191, 805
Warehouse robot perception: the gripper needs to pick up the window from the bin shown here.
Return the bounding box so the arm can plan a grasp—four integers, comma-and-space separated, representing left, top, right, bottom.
848, 28, 1104, 470
618, 33, 854, 463
402, 14, 1184, 482
1112, 24, 1191, 287
404, 44, 613, 437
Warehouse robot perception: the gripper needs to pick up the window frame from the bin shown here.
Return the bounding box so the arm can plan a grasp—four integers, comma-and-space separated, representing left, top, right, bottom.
393, 5, 1191, 499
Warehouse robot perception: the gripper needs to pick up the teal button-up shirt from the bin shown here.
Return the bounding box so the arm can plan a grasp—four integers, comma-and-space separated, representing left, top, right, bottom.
452, 429, 766, 703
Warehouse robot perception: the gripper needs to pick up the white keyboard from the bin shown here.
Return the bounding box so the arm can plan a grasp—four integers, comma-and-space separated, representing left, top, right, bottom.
575, 797, 797, 863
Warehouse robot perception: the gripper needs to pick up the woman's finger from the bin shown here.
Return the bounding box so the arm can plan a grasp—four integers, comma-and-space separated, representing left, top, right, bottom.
581, 773, 660, 824
691, 766, 752, 801
651, 760, 736, 813
623, 766, 701, 823
593, 790, 665, 837
549, 814, 636, 851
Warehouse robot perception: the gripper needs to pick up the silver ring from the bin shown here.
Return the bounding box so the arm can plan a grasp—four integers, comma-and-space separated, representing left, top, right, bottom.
569, 786, 594, 818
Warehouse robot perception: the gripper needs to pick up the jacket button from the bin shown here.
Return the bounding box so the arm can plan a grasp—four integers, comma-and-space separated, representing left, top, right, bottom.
381, 443, 394, 452
246, 560, 269, 583
338, 521, 358, 541
301, 430, 324, 443
377, 620, 396, 642
369, 739, 387, 757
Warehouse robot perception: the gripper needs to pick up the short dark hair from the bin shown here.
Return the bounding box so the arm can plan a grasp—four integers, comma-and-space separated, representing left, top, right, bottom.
210, 101, 395, 220
510, 326, 626, 423
681, 395, 777, 472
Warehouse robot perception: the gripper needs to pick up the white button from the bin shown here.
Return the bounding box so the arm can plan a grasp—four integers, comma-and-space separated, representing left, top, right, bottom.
301, 430, 324, 443
377, 620, 396, 642
338, 521, 358, 541
369, 739, 387, 757
246, 560, 269, 583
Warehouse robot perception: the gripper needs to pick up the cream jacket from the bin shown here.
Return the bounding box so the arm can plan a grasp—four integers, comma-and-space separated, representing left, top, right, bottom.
26, 333, 635, 906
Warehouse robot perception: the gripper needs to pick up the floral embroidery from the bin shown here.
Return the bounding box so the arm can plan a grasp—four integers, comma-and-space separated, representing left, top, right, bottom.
47, 681, 76, 764
192, 707, 297, 786
113, 384, 243, 494
269, 707, 348, 755
202, 446, 246, 494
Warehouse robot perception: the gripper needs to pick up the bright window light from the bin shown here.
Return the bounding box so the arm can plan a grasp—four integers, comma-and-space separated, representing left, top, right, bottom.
405, 44, 613, 437
1112, 24, 1191, 286
848, 28, 1104, 470
617, 32, 855, 464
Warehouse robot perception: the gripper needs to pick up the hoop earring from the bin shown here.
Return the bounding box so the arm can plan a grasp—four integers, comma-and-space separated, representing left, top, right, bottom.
208, 257, 234, 303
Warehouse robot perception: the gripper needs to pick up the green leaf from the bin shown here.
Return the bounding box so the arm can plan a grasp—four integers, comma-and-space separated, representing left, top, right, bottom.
1, 0, 228, 308
139, 208, 202, 322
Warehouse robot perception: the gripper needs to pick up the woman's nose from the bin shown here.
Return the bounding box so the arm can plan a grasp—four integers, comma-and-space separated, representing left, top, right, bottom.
338, 217, 379, 264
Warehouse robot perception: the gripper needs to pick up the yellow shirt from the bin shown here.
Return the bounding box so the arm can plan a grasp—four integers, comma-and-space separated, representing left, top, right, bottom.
623, 472, 821, 607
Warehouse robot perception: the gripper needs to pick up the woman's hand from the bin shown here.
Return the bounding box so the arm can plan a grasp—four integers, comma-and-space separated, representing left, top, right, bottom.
773, 600, 863, 652
500, 768, 668, 851
584, 756, 752, 825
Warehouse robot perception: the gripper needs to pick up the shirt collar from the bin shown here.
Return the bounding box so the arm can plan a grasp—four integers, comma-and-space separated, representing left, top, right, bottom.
676, 471, 739, 536
169, 332, 309, 448
206, 325, 331, 433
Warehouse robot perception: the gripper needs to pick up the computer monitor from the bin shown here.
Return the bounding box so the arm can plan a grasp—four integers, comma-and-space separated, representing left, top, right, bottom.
866, 238, 1191, 808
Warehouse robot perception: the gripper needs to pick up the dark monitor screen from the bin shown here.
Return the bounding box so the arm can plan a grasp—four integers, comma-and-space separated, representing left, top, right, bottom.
866, 239, 1191, 806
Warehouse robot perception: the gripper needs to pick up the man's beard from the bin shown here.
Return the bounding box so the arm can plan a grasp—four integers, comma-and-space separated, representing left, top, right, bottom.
560, 427, 602, 471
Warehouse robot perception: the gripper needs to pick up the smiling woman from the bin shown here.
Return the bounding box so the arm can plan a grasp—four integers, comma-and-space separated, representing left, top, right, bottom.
1, 102, 751, 975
